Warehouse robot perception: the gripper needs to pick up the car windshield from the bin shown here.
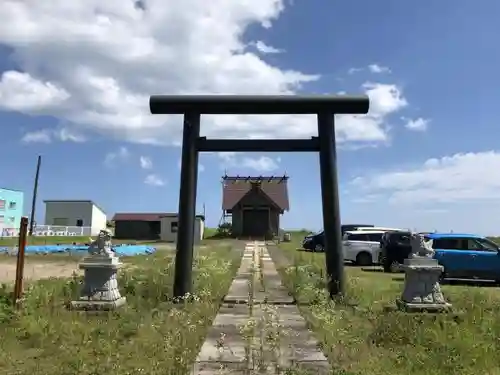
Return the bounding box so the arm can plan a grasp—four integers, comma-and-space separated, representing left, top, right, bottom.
476, 238, 499, 251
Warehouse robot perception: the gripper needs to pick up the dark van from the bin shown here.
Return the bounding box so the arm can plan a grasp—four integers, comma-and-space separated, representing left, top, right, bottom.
302, 224, 374, 252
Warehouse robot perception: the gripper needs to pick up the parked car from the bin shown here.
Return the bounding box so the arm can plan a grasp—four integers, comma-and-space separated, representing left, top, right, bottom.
428, 233, 500, 282
379, 230, 413, 272
340, 224, 374, 234
302, 224, 374, 252
356, 226, 406, 232
381, 232, 500, 282
343, 230, 391, 266
302, 230, 325, 252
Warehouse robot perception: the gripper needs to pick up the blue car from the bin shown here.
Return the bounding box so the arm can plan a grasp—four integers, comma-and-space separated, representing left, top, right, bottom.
426, 233, 500, 281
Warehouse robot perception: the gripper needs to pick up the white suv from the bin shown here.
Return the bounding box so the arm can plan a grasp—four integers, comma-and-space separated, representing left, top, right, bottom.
343, 230, 396, 266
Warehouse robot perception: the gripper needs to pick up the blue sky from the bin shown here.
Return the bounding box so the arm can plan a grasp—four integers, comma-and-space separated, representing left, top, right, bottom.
0, 0, 499, 234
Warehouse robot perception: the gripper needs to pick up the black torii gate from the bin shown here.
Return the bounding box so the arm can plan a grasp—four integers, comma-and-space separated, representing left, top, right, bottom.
149, 95, 369, 298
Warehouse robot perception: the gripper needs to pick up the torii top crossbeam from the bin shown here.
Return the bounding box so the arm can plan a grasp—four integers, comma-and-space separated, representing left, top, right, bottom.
149, 95, 369, 115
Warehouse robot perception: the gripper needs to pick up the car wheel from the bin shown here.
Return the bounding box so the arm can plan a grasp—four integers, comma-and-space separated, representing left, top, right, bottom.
314, 244, 324, 252
390, 261, 401, 273
383, 260, 397, 273
356, 252, 373, 266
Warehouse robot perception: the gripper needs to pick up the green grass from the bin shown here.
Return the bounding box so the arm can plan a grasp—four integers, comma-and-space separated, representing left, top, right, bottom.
273, 239, 500, 375
203, 227, 218, 238
0, 244, 242, 375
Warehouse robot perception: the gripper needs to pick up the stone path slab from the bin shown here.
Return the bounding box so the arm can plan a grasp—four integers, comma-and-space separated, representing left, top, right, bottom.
191, 241, 329, 374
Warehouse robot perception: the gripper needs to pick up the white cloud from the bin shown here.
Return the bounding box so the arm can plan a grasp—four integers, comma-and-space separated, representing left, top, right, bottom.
253, 40, 283, 54
217, 152, 281, 172
21, 130, 52, 144
218, 152, 237, 161
350, 151, 500, 204
0, 71, 69, 112
242, 156, 279, 171
362, 82, 407, 117
144, 174, 165, 186
404, 117, 429, 132
348, 67, 363, 75
21, 127, 86, 143
207, 82, 408, 144
216, 152, 279, 172
330, 82, 407, 143
104, 146, 129, 167
349, 64, 391, 75
368, 64, 391, 74
57, 128, 86, 142
0, 1, 415, 146
140, 156, 152, 169
217, 152, 237, 169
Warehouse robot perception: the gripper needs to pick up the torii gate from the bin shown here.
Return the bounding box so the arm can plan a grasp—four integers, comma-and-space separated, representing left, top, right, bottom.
149, 95, 369, 298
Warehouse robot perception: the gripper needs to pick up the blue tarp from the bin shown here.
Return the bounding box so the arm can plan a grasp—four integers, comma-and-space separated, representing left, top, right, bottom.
0, 244, 156, 256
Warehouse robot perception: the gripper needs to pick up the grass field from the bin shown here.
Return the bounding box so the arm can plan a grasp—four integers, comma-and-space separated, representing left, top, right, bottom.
3, 229, 500, 374
273, 238, 500, 375
0, 243, 242, 375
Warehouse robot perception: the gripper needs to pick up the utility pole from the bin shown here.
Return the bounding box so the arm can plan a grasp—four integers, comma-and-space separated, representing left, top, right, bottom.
28, 155, 41, 236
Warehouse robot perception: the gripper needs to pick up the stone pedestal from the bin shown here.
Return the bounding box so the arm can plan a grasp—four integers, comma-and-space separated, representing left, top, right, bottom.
70, 254, 126, 311
397, 258, 451, 312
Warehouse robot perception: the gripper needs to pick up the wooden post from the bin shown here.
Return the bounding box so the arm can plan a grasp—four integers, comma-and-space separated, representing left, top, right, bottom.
13, 217, 28, 307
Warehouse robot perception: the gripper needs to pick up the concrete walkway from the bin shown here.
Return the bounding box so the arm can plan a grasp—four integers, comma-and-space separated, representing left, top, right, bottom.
191, 241, 329, 374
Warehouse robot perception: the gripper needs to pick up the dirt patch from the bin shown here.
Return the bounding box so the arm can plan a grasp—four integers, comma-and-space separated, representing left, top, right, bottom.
0, 261, 80, 283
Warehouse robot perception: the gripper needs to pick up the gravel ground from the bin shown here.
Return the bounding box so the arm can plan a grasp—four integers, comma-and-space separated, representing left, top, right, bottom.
0, 242, 230, 283
0, 260, 81, 283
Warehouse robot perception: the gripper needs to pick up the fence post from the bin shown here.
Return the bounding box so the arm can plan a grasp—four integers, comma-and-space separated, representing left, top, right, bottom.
13, 217, 28, 307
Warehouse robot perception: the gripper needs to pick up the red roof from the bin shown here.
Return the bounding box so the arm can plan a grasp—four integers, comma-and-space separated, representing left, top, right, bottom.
112, 213, 168, 222
222, 176, 289, 211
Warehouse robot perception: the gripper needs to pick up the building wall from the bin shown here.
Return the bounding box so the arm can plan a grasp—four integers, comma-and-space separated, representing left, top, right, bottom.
44, 201, 100, 234
230, 188, 281, 238
114, 220, 161, 240
231, 207, 243, 236
269, 210, 280, 236
232, 207, 280, 237
0, 188, 24, 229
91, 205, 107, 234
160, 216, 204, 244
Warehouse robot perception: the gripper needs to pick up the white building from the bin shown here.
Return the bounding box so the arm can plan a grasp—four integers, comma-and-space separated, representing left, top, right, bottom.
43, 200, 107, 236
160, 214, 205, 244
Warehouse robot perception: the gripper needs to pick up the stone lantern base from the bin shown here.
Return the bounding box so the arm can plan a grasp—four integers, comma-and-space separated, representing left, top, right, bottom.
397, 258, 451, 312
70, 254, 126, 311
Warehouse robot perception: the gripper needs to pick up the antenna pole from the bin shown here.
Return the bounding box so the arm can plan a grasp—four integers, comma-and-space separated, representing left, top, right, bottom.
28, 155, 41, 236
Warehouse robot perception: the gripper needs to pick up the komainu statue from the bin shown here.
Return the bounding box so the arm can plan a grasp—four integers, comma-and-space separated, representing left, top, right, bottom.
88, 229, 114, 256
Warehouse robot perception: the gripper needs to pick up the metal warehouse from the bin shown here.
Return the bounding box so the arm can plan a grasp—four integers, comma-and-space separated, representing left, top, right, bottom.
112, 213, 163, 240
112, 212, 205, 243
43, 200, 107, 236
160, 214, 205, 244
